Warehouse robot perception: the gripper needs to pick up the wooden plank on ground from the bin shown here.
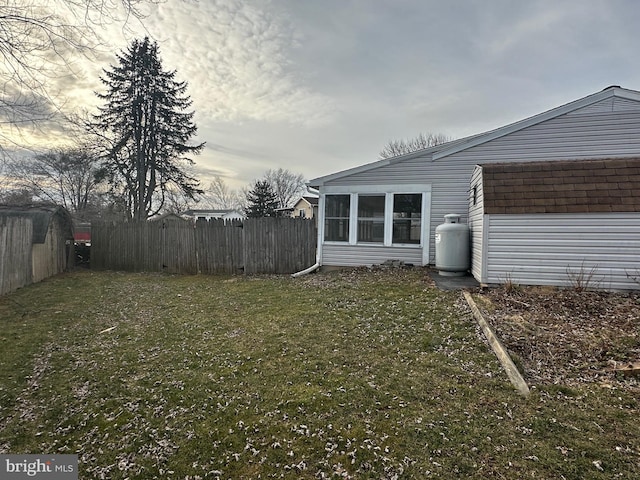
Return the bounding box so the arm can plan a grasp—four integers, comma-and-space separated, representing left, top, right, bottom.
611, 361, 640, 377
463, 290, 531, 397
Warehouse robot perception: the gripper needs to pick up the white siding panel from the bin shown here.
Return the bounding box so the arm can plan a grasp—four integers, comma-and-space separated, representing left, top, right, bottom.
484, 213, 640, 291
468, 166, 485, 282
449, 112, 640, 163
322, 244, 424, 267
566, 96, 640, 115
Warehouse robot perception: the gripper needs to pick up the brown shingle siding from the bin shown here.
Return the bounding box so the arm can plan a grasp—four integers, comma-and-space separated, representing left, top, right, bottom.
521, 163, 545, 172
509, 206, 527, 214
481, 158, 640, 214
503, 177, 525, 186
562, 175, 585, 184
619, 167, 640, 175
617, 204, 638, 212
553, 183, 575, 192
619, 180, 640, 189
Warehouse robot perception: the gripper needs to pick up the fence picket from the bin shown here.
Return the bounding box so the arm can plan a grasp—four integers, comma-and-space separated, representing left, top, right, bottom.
92, 217, 316, 275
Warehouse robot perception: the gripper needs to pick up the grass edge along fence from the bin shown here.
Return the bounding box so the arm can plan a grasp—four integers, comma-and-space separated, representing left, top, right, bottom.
91, 217, 317, 275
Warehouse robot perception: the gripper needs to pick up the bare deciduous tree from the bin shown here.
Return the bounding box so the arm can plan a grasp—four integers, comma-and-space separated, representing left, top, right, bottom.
264, 168, 306, 209
160, 185, 199, 215
0, 0, 159, 148
203, 176, 243, 211
379, 132, 452, 159
0, 185, 34, 205
5, 146, 103, 214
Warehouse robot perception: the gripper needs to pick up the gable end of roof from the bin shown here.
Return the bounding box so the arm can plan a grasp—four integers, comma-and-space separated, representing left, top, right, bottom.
434, 86, 640, 160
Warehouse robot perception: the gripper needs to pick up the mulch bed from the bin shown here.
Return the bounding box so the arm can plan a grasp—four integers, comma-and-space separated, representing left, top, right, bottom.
473, 286, 640, 390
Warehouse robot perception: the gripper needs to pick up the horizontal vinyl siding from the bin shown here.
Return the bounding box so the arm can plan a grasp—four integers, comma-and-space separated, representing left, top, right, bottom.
468, 167, 484, 281
431, 181, 472, 264
321, 103, 640, 266
322, 244, 424, 267
448, 111, 640, 163
566, 96, 640, 115
326, 154, 464, 186
485, 213, 640, 291
322, 165, 471, 264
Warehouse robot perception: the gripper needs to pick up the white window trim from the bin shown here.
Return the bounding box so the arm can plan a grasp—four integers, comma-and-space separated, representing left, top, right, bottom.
321, 186, 431, 249
349, 193, 358, 245
321, 193, 351, 244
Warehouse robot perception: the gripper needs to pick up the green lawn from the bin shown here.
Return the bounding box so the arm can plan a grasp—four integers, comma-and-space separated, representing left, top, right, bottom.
0, 269, 638, 479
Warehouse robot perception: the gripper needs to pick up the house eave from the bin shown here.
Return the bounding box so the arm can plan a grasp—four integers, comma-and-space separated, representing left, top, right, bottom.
309, 158, 392, 187
309, 146, 447, 187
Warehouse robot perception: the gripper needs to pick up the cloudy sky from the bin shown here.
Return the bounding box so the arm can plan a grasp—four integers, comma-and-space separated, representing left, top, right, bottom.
13, 0, 640, 190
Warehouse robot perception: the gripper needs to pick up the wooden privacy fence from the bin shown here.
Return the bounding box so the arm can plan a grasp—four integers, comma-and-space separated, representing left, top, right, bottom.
91, 217, 317, 275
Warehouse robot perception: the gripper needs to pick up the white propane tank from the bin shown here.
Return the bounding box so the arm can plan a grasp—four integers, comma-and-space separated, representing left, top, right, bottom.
435, 214, 470, 277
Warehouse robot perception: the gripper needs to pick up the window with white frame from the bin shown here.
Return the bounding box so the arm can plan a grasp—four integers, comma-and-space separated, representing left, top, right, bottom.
392, 194, 422, 244
323, 190, 425, 245
324, 195, 350, 241
357, 194, 385, 243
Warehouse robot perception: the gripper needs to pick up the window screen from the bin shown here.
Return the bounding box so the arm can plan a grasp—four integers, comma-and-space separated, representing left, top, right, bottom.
392, 194, 421, 244
324, 195, 350, 241
357, 195, 385, 243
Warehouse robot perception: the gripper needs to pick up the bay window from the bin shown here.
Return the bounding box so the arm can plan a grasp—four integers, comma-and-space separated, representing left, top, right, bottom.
323, 190, 424, 245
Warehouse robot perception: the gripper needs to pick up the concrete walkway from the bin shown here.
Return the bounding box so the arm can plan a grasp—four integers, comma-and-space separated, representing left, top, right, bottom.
428, 269, 480, 290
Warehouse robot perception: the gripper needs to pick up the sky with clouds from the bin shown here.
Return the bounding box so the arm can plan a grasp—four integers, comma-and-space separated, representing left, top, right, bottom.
8, 0, 640, 190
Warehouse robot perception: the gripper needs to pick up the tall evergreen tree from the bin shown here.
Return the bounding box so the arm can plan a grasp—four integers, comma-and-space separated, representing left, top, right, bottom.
245, 180, 279, 218
93, 37, 204, 220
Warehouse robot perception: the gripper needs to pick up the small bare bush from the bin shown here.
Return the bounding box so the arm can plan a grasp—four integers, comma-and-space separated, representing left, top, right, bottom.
566, 262, 601, 292
500, 272, 520, 293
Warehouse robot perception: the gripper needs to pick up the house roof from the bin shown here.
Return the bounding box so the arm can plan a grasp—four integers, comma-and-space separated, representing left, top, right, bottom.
309, 86, 640, 187
479, 158, 640, 214
149, 212, 188, 222
297, 195, 319, 207
182, 209, 240, 215
0, 204, 73, 243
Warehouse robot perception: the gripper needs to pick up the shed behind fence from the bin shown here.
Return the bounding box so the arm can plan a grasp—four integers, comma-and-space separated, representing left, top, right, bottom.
0, 205, 74, 296
0, 217, 33, 296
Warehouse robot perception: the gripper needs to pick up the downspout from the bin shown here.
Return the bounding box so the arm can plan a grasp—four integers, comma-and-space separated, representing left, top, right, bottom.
292, 242, 321, 277
292, 186, 322, 277
291, 259, 321, 278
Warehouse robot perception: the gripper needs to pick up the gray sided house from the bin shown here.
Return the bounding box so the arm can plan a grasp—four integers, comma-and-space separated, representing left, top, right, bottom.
0, 205, 74, 295
469, 159, 640, 290
309, 86, 640, 276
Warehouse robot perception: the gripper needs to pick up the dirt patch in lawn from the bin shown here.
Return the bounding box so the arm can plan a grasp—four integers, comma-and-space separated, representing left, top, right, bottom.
474, 286, 640, 390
